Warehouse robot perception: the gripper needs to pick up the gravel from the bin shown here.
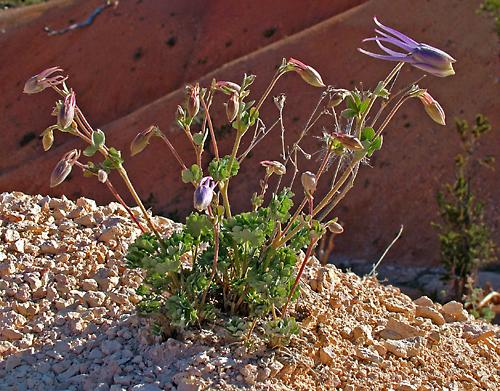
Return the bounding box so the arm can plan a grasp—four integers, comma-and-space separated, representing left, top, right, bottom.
0, 192, 499, 390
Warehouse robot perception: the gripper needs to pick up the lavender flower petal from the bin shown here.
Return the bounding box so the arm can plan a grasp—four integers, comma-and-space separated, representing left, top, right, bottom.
364, 36, 414, 52
357, 48, 409, 61
374, 17, 418, 46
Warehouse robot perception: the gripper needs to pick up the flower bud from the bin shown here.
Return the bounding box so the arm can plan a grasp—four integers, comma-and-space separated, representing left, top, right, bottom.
23, 66, 67, 94
186, 83, 200, 118
326, 220, 344, 234
301, 171, 317, 194
260, 160, 286, 176
333, 133, 364, 151
50, 149, 80, 188
225, 93, 239, 123
214, 81, 241, 95
193, 176, 217, 212
418, 91, 446, 126
130, 125, 159, 156
42, 127, 55, 151
97, 169, 108, 183
57, 91, 76, 130
286, 58, 325, 88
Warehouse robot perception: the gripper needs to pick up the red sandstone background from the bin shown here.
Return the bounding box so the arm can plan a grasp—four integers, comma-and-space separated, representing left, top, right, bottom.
0, 0, 498, 266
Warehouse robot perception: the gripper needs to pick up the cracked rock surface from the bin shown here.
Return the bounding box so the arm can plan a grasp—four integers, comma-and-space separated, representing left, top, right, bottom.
0, 192, 499, 390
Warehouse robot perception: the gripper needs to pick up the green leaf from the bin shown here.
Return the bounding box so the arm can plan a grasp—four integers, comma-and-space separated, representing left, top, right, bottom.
92, 129, 105, 149
181, 164, 202, 184
186, 213, 212, 238
359, 98, 370, 114
208, 155, 239, 181
192, 132, 206, 147
341, 108, 357, 119
83, 145, 98, 157
361, 127, 376, 142
249, 107, 259, 126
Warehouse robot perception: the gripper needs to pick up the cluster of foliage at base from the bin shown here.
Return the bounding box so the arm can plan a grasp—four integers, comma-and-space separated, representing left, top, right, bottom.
433, 115, 497, 306
25, 18, 458, 342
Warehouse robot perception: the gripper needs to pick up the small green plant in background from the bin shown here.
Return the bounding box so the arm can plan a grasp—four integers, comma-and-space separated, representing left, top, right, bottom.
463, 278, 496, 322
433, 115, 497, 302
478, 0, 500, 36
25, 18, 458, 344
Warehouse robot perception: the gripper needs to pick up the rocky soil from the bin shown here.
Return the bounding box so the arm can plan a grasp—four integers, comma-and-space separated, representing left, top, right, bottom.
0, 192, 499, 390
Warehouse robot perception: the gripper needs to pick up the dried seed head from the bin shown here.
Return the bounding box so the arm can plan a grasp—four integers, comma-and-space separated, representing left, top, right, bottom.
333, 132, 364, 151
260, 160, 286, 176
130, 125, 159, 156
286, 58, 325, 87
301, 171, 317, 194
214, 81, 241, 95
50, 149, 80, 188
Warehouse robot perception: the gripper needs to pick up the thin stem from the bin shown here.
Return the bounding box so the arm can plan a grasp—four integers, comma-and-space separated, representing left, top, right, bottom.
105, 179, 146, 233
117, 166, 162, 242
255, 70, 286, 112
201, 216, 220, 306
357, 62, 405, 136
158, 132, 187, 170
201, 97, 219, 160
281, 237, 318, 319
376, 95, 411, 137
368, 225, 404, 277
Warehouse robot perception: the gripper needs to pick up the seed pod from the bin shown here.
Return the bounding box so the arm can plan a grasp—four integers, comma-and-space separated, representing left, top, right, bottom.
334, 133, 364, 151
326, 220, 344, 234
214, 81, 241, 95
42, 127, 55, 151
301, 171, 317, 194
130, 125, 159, 156
260, 160, 286, 176
225, 93, 239, 122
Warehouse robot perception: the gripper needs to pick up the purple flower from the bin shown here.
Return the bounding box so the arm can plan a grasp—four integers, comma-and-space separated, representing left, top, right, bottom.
57, 91, 76, 130
23, 67, 67, 94
50, 149, 80, 188
193, 176, 217, 212
359, 17, 456, 77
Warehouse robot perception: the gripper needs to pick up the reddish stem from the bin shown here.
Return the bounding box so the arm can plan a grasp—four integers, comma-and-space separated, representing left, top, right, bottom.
105, 179, 146, 233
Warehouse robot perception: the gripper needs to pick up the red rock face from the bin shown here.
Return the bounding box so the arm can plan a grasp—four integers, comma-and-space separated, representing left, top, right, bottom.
0, 0, 498, 266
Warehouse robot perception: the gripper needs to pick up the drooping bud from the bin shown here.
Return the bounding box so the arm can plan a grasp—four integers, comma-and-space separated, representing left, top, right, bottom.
418, 91, 446, 126
333, 132, 364, 151
50, 149, 80, 188
41, 126, 55, 151
328, 90, 349, 108
186, 83, 200, 118
260, 160, 286, 176
286, 58, 325, 88
301, 171, 317, 194
225, 93, 239, 123
130, 125, 159, 156
23, 66, 67, 94
57, 91, 76, 130
97, 169, 108, 183
193, 176, 217, 212
214, 81, 241, 95
326, 219, 344, 234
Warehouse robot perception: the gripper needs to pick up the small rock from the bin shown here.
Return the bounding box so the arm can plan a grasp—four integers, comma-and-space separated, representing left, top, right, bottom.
101, 340, 122, 355
0, 260, 15, 277
1, 327, 23, 340
441, 301, 469, 322
416, 305, 445, 326
355, 346, 383, 364
383, 336, 425, 358
81, 279, 99, 291
240, 364, 258, 385
319, 346, 336, 365
84, 291, 107, 307
379, 318, 426, 340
